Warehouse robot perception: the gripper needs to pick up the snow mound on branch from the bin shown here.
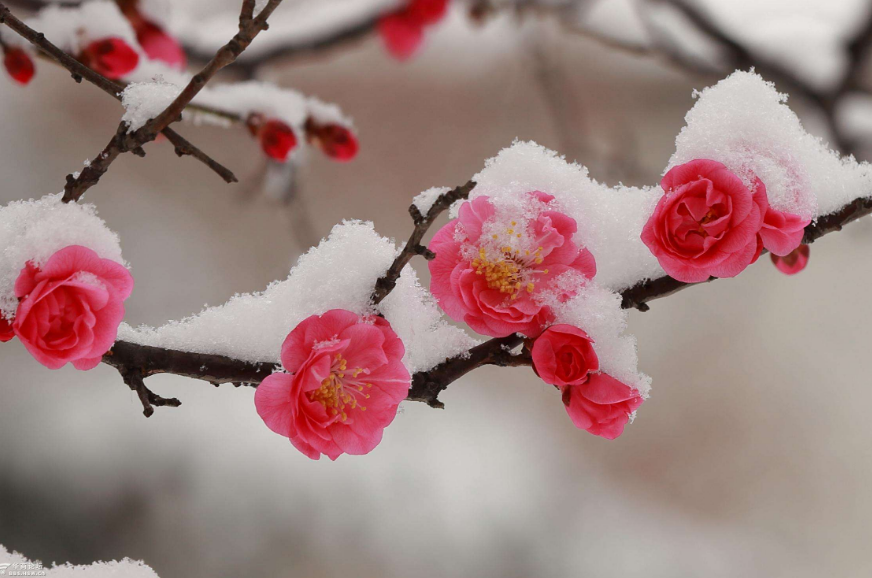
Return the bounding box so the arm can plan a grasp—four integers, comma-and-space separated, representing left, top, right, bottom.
119, 221, 479, 373
412, 186, 451, 215
468, 140, 665, 292
25, 1, 140, 56
551, 284, 651, 397
123, 61, 354, 137
121, 80, 182, 131
669, 70, 872, 218
0, 544, 159, 577
462, 144, 653, 394
0, 195, 125, 320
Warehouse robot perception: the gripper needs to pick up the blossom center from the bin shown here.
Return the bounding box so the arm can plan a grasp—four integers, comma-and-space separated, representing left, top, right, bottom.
307, 353, 372, 421
470, 223, 549, 299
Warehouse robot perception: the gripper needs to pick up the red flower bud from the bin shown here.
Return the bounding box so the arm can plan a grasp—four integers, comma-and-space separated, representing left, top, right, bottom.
0, 316, 14, 343
259, 120, 297, 162
135, 21, 187, 70
80, 38, 140, 80
3, 47, 35, 85
407, 0, 449, 25
377, 13, 424, 61
770, 244, 809, 275
306, 121, 359, 162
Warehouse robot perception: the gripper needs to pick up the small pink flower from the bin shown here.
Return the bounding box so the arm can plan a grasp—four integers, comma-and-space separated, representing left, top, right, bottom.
135, 21, 187, 70
532, 324, 642, 439
771, 244, 809, 275
531, 324, 598, 387
3, 47, 35, 85
562, 373, 643, 440
80, 38, 140, 79
642, 159, 767, 283
0, 316, 14, 343
254, 310, 411, 461
13, 246, 134, 370
429, 192, 596, 338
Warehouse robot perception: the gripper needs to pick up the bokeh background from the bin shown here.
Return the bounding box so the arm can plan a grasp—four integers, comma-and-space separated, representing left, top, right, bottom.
2, 1, 872, 576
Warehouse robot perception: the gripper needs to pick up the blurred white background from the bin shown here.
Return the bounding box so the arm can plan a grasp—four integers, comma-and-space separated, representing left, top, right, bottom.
1, 2, 872, 577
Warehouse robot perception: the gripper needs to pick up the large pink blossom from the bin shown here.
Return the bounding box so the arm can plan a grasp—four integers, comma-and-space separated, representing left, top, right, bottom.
254, 310, 411, 461
532, 324, 642, 439
642, 159, 767, 283
429, 192, 596, 338
12, 245, 134, 370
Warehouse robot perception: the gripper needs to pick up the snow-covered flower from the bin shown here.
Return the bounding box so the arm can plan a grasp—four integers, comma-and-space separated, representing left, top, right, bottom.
642, 159, 767, 283
429, 191, 596, 338
12, 245, 134, 370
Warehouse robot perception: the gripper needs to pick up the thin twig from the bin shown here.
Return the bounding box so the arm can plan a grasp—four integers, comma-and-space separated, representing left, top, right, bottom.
60, 0, 285, 201
0, 2, 238, 188
372, 180, 477, 305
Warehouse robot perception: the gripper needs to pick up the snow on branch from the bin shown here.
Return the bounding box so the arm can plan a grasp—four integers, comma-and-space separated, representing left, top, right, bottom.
96, 72, 872, 419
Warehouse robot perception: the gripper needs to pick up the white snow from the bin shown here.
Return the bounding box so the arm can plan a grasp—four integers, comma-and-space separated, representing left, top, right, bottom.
552, 283, 651, 397
380, 268, 481, 374
119, 221, 477, 373
192, 80, 308, 128
120, 80, 182, 131
467, 140, 665, 292
122, 62, 354, 136
669, 70, 872, 218
412, 186, 450, 215
0, 194, 125, 320
0, 544, 159, 577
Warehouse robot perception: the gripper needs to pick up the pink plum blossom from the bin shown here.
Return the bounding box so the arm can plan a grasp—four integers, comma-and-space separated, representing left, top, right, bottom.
255, 309, 411, 460
642, 159, 767, 283
428, 192, 596, 338
12, 245, 134, 370
532, 324, 642, 439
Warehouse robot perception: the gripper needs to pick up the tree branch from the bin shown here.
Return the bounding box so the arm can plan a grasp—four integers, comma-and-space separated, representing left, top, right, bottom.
100, 190, 872, 412
60, 0, 285, 201
372, 180, 477, 305
0, 2, 238, 188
